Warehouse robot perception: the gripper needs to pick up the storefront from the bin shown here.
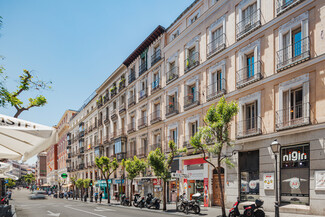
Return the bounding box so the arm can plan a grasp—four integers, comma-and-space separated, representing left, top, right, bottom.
280, 144, 309, 205
167, 159, 180, 202
239, 150, 259, 201
96, 179, 111, 199
113, 179, 125, 200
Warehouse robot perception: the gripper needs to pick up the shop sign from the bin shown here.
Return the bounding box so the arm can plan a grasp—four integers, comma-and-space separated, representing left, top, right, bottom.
283, 151, 307, 162
114, 179, 124, 184
98, 179, 112, 184
203, 178, 209, 207
153, 179, 161, 186
184, 179, 188, 197
315, 170, 325, 190
263, 173, 274, 190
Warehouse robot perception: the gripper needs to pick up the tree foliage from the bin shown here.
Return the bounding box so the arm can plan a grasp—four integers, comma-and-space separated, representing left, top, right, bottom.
0, 69, 52, 117
190, 96, 238, 217
148, 141, 186, 211
5, 178, 16, 188
23, 173, 35, 186
95, 156, 119, 203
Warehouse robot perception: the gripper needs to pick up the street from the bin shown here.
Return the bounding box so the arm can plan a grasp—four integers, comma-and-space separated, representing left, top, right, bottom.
12, 189, 202, 217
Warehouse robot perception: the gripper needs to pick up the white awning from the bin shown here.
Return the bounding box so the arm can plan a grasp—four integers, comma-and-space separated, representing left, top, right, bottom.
0, 114, 58, 161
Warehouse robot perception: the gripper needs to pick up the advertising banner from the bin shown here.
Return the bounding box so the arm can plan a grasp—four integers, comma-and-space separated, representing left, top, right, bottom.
204, 178, 209, 207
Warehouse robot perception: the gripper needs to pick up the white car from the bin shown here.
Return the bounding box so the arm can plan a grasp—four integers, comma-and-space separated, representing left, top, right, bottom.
29, 190, 47, 200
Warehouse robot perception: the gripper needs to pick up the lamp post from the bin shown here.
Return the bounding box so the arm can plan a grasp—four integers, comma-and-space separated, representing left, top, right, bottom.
270, 139, 281, 217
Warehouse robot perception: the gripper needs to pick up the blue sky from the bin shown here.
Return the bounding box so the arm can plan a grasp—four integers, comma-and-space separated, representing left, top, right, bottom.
0, 0, 194, 126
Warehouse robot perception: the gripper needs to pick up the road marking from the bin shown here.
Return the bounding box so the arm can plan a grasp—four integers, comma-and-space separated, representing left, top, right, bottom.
64, 205, 107, 217
47, 210, 60, 216
94, 207, 115, 212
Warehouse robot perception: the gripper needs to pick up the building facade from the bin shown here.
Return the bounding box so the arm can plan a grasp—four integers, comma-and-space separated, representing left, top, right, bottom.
46, 142, 58, 186
36, 152, 47, 186
64, 0, 325, 215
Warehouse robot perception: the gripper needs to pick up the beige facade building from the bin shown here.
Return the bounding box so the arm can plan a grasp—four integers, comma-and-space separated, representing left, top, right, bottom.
64, 0, 325, 215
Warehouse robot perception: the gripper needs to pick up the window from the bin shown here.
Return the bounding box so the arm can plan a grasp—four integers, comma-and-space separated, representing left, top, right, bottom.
190, 14, 198, 24
236, 1, 261, 39
190, 121, 198, 137
171, 29, 180, 41
246, 53, 255, 78
242, 3, 257, 27
283, 87, 303, 125
245, 101, 257, 132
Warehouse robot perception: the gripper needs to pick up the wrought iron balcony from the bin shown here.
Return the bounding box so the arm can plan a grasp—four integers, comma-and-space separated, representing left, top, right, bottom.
79, 146, 84, 154
110, 88, 117, 98
103, 94, 109, 104
183, 135, 194, 149
139, 89, 148, 101
67, 167, 71, 172
151, 78, 160, 92
79, 130, 84, 138
150, 110, 161, 124
184, 91, 200, 110
118, 79, 126, 91
116, 152, 126, 162
236, 60, 263, 88
67, 139, 71, 146
151, 143, 161, 152
97, 101, 103, 109
128, 122, 136, 133
166, 102, 179, 117
184, 52, 199, 73
207, 33, 226, 57
128, 95, 136, 107
276, 103, 310, 130
236, 116, 262, 139
128, 72, 136, 84
111, 108, 117, 120
276, 36, 310, 71
276, 0, 305, 15
166, 66, 178, 84
66, 159, 71, 164
138, 116, 148, 129
78, 163, 84, 170
151, 49, 161, 66
139, 62, 147, 76
104, 117, 109, 125
119, 103, 126, 114
207, 79, 226, 101
236, 9, 261, 40
68, 153, 71, 158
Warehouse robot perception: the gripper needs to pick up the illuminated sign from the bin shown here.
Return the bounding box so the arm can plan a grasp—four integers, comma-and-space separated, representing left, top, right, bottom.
283, 151, 307, 162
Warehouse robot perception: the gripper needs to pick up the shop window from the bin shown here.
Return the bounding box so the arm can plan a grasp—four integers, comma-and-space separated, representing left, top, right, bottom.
239, 150, 259, 201
280, 144, 309, 205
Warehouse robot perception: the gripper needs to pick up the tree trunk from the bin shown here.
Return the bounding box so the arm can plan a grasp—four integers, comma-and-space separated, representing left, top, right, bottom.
106, 180, 110, 203
81, 188, 83, 201
130, 179, 133, 206
218, 161, 226, 217
14, 109, 24, 118
163, 179, 167, 211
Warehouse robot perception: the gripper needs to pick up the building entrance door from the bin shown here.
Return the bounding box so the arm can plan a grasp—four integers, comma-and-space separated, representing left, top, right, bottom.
212, 168, 224, 206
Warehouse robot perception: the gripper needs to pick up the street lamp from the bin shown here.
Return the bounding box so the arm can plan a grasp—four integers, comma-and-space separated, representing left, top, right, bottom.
270, 139, 281, 217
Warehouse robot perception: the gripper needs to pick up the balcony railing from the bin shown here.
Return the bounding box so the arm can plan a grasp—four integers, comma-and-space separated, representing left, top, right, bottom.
276, 0, 305, 15
183, 135, 194, 149
128, 122, 136, 133
128, 95, 136, 107
79, 146, 84, 154
67, 167, 71, 172
139, 89, 147, 101
236, 9, 261, 40
207, 78, 226, 101
151, 143, 162, 151
119, 103, 126, 113
166, 102, 179, 117
68, 139, 71, 146
276, 36, 310, 71
184, 52, 199, 72
119, 80, 126, 91
138, 116, 148, 129
97, 101, 103, 109
150, 110, 161, 124
79, 130, 84, 138
110, 88, 117, 98
139, 62, 147, 76
103, 94, 109, 104
138, 147, 148, 158
116, 152, 126, 162
78, 163, 84, 170
184, 91, 200, 110
165, 136, 178, 153
236, 116, 262, 139
111, 108, 117, 120
68, 153, 71, 158
111, 131, 117, 141
152, 78, 160, 92
151, 49, 161, 66
128, 72, 136, 84
207, 33, 226, 57
104, 117, 109, 125
236, 60, 263, 88
166, 66, 179, 84
275, 103, 310, 130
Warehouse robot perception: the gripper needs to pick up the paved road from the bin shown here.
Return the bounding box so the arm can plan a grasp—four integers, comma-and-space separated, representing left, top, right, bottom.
12, 189, 195, 217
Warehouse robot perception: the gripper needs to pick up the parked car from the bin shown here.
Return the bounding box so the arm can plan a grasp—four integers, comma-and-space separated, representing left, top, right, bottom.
29, 191, 47, 200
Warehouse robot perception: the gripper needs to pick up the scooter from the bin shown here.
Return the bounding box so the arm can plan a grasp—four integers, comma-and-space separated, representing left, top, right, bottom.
144, 193, 160, 209
228, 197, 265, 217
183, 193, 201, 214
177, 193, 187, 212
132, 194, 141, 207
138, 196, 146, 209
121, 194, 130, 206
0, 196, 9, 205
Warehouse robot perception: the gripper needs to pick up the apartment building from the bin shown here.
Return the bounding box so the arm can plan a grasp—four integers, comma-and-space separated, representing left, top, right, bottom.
46, 141, 58, 186
64, 0, 325, 215
36, 152, 47, 186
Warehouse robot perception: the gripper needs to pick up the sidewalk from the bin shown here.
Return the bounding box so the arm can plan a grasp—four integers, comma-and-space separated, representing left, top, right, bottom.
61, 197, 325, 217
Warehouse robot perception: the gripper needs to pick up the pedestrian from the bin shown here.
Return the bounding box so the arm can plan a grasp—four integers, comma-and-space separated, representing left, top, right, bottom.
99, 191, 102, 204
8, 190, 12, 200
94, 192, 98, 203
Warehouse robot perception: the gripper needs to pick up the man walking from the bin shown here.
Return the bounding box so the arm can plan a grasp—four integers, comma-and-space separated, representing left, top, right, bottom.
94, 192, 98, 203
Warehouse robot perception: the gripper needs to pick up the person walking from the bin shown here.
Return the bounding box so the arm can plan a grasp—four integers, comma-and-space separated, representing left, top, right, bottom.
99, 191, 102, 204
94, 192, 98, 203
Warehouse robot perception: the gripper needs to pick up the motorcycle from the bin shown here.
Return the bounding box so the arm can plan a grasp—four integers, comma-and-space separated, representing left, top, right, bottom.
183, 193, 201, 214
132, 194, 141, 207
144, 193, 160, 209
121, 194, 130, 206
138, 196, 146, 208
177, 193, 187, 212
228, 197, 265, 217
0, 196, 9, 205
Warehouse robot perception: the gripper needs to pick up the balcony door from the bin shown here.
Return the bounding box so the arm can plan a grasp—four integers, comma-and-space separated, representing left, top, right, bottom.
245, 101, 257, 133
283, 87, 303, 126
246, 53, 255, 79
212, 27, 223, 50
242, 3, 257, 27
292, 28, 302, 58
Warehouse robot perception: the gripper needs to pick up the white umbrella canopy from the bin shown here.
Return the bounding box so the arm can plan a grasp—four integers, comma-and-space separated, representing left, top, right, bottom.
0, 114, 58, 162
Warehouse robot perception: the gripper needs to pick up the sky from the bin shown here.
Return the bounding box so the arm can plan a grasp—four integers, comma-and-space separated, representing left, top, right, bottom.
0, 0, 194, 164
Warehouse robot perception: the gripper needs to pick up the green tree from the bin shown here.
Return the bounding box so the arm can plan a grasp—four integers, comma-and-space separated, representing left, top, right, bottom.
70, 177, 77, 198
0, 69, 52, 117
83, 178, 91, 198
148, 141, 186, 211
122, 156, 147, 203
95, 156, 119, 203
190, 96, 238, 217
5, 178, 16, 188
23, 173, 35, 186
76, 178, 84, 201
